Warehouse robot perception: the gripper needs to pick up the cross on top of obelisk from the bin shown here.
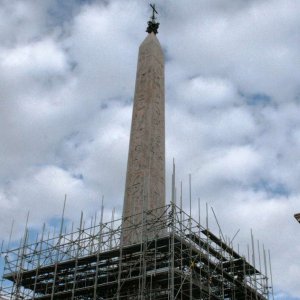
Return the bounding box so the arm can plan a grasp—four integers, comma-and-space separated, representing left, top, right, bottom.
146, 3, 160, 34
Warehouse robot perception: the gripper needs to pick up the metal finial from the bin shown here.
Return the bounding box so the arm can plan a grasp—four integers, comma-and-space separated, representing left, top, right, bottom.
146, 3, 160, 35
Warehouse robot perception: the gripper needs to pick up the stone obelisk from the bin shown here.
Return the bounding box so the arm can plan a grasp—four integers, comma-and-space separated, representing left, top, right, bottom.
122, 7, 165, 245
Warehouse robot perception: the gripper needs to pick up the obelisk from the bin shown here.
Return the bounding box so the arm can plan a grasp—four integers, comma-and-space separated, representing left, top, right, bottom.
122, 5, 165, 245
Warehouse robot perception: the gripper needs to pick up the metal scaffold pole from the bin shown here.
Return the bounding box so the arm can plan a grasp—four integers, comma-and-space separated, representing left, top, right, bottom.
0, 201, 272, 300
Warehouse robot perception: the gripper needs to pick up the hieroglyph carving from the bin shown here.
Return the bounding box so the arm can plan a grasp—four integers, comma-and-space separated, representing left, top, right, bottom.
122, 33, 165, 244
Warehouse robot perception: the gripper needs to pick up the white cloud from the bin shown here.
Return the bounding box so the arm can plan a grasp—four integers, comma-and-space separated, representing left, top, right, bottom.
177, 76, 238, 109
0, 0, 300, 298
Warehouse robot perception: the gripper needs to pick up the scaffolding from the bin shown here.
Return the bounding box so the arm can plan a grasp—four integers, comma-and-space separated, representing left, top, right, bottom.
0, 202, 271, 299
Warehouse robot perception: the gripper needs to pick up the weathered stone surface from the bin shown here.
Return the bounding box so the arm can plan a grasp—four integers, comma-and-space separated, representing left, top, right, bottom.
122, 33, 165, 244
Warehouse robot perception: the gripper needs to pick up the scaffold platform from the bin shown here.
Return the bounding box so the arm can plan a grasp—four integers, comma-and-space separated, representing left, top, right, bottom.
0, 204, 270, 299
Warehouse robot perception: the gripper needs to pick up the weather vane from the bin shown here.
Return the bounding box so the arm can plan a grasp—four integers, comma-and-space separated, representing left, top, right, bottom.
146, 3, 160, 34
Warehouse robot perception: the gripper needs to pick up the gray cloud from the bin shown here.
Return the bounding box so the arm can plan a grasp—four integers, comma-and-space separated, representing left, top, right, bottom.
0, 0, 300, 298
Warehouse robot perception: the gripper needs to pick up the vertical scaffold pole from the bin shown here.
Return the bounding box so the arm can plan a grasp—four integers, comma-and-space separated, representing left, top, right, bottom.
189, 174, 193, 299
262, 245, 269, 299
15, 211, 30, 298
171, 158, 175, 205
32, 223, 46, 299
180, 181, 183, 233
71, 211, 84, 300
180, 181, 183, 300
94, 197, 104, 300
198, 197, 202, 298
189, 174, 192, 219
257, 239, 262, 295
206, 202, 211, 298
251, 229, 258, 300
247, 244, 252, 294
268, 250, 274, 300
7, 219, 15, 252
0, 219, 14, 296
117, 204, 124, 300
110, 207, 115, 249
51, 196, 66, 300
170, 159, 176, 300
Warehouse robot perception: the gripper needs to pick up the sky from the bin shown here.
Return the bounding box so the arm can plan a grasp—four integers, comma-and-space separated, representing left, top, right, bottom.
0, 0, 300, 298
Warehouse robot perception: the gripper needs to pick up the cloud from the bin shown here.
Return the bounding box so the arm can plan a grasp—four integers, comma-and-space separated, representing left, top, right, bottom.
0, 0, 300, 298
177, 76, 239, 109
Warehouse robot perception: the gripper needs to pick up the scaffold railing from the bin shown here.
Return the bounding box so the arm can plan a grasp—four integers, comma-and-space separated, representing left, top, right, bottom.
0, 203, 272, 299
